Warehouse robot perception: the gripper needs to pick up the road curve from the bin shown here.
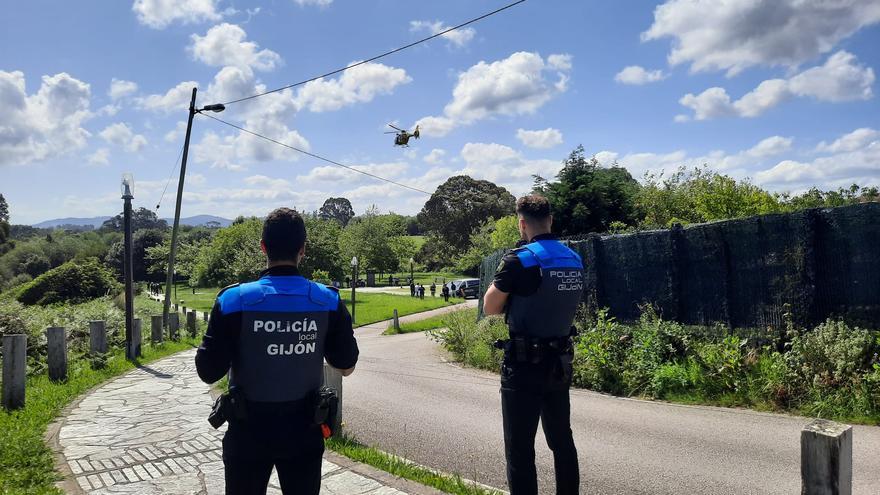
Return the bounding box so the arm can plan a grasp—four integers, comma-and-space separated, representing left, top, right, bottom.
344, 307, 880, 494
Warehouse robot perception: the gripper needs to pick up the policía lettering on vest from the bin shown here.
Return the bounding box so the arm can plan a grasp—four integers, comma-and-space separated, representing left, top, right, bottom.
267, 342, 316, 356
253, 318, 318, 333
550, 270, 583, 291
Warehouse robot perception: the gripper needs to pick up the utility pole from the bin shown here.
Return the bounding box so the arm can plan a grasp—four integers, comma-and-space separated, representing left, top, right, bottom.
122, 175, 134, 359
163, 88, 197, 328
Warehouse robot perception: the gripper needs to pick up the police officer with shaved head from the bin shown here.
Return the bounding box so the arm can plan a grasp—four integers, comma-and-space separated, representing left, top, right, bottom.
196, 207, 359, 495
483, 195, 583, 495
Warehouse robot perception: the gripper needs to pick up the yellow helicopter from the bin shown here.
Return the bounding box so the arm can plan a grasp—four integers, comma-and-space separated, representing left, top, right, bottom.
385, 124, 420, 147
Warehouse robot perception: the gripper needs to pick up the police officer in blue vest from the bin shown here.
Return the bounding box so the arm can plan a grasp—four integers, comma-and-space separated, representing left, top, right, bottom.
195, 207, 359, 494
483, 194, 583, 494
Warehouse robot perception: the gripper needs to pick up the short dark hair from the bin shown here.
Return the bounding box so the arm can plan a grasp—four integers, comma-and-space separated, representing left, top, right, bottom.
262, 208, 306, 262
516, 194, 551, 223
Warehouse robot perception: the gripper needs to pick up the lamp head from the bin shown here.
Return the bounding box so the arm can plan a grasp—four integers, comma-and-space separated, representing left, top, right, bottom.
121, 173, 134, 199
201, 103, 226, 113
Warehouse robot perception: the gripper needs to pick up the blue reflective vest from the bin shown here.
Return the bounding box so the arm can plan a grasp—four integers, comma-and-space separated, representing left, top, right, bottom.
217, 275, 339, 402
506, 239, 584, 338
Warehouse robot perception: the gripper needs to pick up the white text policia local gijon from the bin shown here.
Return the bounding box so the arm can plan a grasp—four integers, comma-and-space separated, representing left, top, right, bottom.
253, 318, 319, 356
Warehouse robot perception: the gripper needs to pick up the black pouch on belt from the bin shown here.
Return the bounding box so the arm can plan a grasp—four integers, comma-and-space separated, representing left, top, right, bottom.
313, 387, 339, 438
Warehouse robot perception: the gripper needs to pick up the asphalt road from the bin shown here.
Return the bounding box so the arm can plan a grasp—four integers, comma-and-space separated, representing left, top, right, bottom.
344, 309, 880, 494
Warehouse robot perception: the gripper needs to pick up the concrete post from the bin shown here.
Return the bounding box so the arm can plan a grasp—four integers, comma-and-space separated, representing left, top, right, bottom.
802, 419, 852, 495
203, 311, 209, 323
46, 327, 67, 382
182, 306, 187, 316
322, 364, 343, 437
392, 309, 400, 332
169, 313, 180, 341
186, 310, 197, 338
2, 334, 27, 410
89, 320, 107, 354
151, 315, 163, 344
130, 318, 142, 358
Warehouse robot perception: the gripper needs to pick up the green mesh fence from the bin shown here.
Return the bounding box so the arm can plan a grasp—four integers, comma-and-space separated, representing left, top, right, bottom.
479, 203, 880, 329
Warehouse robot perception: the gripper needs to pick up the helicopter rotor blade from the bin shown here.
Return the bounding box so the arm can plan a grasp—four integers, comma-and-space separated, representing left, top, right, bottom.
387, 123, 404, 132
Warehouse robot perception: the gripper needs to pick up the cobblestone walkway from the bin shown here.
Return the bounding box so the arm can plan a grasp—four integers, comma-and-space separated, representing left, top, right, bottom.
53, 350, 411, 494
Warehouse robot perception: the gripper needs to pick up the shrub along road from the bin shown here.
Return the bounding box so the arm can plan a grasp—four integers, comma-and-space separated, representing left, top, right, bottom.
344, 308, 880, 494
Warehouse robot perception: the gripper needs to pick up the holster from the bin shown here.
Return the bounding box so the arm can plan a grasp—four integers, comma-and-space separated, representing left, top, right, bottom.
207, 387, 248, 429
313, 387, 339, 438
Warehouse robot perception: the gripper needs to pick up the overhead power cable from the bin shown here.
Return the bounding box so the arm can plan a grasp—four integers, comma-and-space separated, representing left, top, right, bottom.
199, 113, 433, 195
155, 142, 186, 211
219, 0, 527, 106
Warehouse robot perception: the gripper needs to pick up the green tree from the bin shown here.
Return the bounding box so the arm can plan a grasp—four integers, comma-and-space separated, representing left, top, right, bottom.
105, 229, 166, 281
318, 197, 355, 226
417, 176, 515, 252
545, 146, 641, 236
491, 215, 521, 250
339, 207, 408, 274
638, 166, 782, 228
100, 207, 168, 232
300, 217, 345, 280
192, 218, 264, 286
0, 194, 8, 223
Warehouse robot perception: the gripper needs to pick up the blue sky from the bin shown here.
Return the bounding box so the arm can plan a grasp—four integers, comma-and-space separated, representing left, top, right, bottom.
2, 0, 879, 224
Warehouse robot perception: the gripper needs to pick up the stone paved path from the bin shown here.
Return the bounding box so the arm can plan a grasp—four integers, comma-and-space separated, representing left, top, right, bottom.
51, 350, 416, 494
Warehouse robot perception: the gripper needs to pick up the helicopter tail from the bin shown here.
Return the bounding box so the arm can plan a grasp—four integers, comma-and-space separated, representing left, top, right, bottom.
413, 125, 420, 139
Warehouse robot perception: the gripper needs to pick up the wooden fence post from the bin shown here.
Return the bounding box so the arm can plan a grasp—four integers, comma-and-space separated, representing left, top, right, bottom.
169, 313, 180, 341
392, 309, 400, 332
2, 334, 27, 410
802, 419, 852, 495
89, 320, 107, 355
151, 315, 163, 344
130, 318, 142, 358
186, 310, 197, 337
322, 364, 343, 437
203, 311, 209, 323
46, 327, 67, 382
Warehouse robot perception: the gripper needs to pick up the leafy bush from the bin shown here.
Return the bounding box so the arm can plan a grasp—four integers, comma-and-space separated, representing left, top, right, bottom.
429, 311, 507, 372
622, 309, 692, 397
572, 309, 629, 394
16, 258, 120, 306
786, 319, 878, 392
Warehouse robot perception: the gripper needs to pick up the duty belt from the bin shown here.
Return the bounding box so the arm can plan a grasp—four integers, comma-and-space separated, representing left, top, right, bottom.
493, 334, 573, 365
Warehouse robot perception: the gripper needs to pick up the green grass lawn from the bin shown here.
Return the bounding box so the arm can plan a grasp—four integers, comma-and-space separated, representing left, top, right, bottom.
342, 292, 454, 327
384, 307, 476, 335
161, 283, 454, 327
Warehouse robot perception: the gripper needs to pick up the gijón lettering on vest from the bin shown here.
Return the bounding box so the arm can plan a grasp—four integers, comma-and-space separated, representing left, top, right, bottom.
253, 318, 319, 356
550, 270, 583, 291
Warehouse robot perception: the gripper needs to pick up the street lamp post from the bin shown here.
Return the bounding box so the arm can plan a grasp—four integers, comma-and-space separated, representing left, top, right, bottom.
350, 257, 359, 325
121, 174, 135, 360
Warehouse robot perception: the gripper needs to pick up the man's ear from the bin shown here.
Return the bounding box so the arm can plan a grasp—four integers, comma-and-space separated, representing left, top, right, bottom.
260, 239, 267, 255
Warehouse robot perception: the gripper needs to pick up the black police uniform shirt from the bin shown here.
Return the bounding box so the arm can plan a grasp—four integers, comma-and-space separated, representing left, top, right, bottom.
195, 265, 359, 402
493, 233, 559, 297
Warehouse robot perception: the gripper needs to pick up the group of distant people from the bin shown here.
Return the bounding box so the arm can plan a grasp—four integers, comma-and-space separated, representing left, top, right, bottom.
408, 279, 458, 301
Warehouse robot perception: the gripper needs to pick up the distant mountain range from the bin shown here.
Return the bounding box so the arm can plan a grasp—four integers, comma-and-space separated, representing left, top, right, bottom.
32, 215, 233, 229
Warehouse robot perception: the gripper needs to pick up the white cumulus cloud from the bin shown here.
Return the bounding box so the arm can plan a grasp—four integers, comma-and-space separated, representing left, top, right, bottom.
189, 23, 282, 71
417, 52, 572, 137
409, 20, 476, 48
615, 65, 667, 85
99, 122, 148, 152
642, 0, 880, 76
108, 79, 138, 100
293, 61, 411, 112
423, 149, 446, 164
516, 128, 563, 149
137, 80, 199, 113
294, 0, 333, 6
0, 71, 93, 166
679, 51, 874, 120
87, 148, 111, 166
132, 0, 224, 29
